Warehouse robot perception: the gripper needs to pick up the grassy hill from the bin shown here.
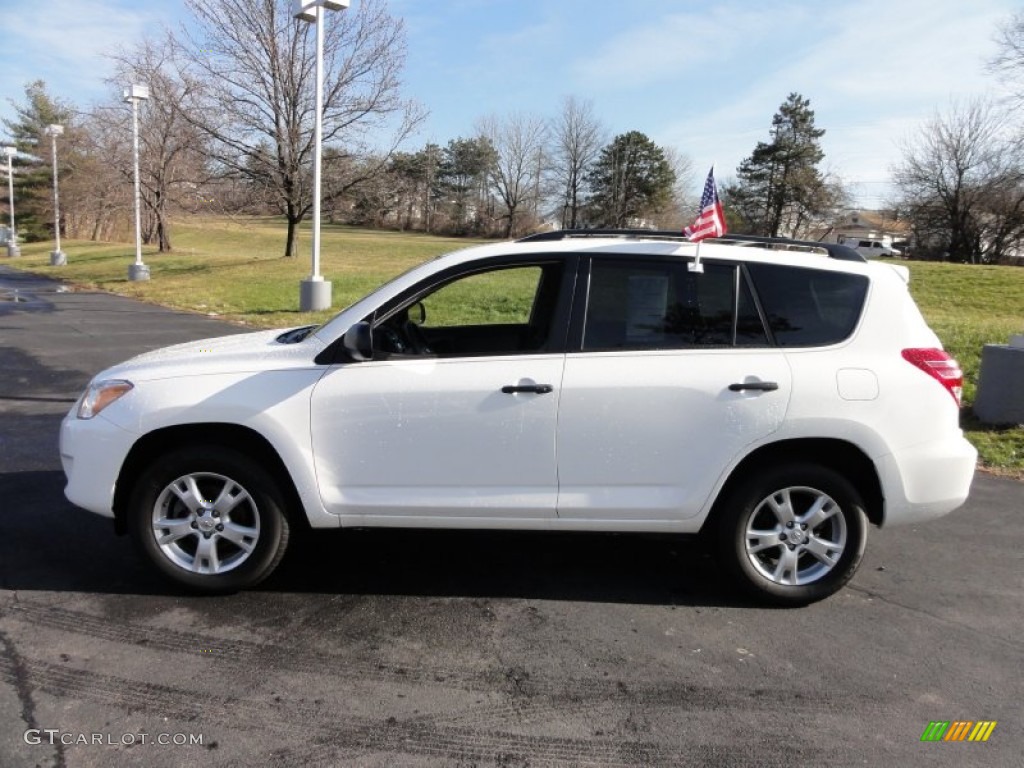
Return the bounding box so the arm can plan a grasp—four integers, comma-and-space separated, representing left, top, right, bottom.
7, 217, 1023, 474
10, 217, 484, 329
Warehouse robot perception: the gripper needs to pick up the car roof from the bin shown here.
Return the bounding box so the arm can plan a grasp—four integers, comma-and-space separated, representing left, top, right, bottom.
424, 232, 872, 276
518, 230, 866, 262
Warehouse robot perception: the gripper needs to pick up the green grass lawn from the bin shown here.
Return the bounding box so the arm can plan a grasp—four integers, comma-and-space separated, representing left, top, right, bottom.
6, 218, 1024, 474
9, 217, 487, 328
900, 260, 1024, 475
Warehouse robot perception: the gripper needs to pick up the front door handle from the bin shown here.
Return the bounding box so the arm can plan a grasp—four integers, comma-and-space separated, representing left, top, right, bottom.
501, 384, 554, 395
728, 381, 779, 392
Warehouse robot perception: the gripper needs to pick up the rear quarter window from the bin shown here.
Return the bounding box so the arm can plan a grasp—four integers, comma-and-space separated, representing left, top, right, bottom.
746, 263, 868, 347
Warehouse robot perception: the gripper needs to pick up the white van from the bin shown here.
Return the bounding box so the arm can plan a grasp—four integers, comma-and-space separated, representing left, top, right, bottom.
842, 238, 903, 259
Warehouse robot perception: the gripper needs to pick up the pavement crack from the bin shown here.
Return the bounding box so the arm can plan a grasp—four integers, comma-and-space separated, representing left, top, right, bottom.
0, 621, 66, 768
847, 585, 1024, 652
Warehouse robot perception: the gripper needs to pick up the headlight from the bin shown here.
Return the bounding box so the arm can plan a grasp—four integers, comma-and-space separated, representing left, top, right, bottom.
77, 379, 134, 419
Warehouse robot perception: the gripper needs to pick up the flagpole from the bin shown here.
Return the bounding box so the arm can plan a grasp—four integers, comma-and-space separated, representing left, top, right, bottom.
690, 239, 704, 273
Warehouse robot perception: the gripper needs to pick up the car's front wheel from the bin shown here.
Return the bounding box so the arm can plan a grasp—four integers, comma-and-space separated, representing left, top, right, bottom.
128, 446, 290, 593
717, 464, 868, 606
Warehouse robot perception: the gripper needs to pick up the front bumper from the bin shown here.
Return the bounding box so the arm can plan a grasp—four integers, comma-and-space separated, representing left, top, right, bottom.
876, 433, 978, 526
60, 407, 137, 519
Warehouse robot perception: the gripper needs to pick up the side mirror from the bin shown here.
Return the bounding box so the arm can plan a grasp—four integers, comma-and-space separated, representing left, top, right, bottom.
409, 301, 427, 325
342, 321, 374, 362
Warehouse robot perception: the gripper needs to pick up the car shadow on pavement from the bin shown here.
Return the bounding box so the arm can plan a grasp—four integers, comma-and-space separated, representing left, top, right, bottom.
0, 470, 751, 607
0, 471, 168, 596
267, 527, 749, 607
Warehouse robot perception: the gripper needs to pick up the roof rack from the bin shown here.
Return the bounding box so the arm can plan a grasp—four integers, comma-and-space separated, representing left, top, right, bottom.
712, 234, 865, 262
518, 229, 686, 243
516, 229, 866, 262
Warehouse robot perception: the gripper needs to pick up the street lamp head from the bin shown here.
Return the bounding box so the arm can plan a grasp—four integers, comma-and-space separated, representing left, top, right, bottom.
123, 84, 150, 103
294, 0, 349, 22
294, 0, 316, 21
44, 124, 64, 138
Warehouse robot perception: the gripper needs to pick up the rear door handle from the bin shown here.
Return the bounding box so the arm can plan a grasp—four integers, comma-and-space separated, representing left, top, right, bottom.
728, 381, 779, 392
502, 384, 554, 395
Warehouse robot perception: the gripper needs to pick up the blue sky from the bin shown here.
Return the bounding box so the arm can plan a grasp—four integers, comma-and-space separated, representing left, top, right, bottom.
0, 0, 1017, 207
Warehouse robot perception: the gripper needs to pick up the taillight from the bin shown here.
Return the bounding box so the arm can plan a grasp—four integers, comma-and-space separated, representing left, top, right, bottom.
901, 348, 963, 405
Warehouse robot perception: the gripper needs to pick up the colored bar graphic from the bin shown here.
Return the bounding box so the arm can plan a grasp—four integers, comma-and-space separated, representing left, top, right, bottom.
921, 722, 949, 742
968, 722, 997, 742
921, 720, 996, 742
944, 721, 973, 741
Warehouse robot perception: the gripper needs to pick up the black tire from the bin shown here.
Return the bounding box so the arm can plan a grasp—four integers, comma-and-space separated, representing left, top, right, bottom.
716, 463, 868, 606
127, 445, 290, 594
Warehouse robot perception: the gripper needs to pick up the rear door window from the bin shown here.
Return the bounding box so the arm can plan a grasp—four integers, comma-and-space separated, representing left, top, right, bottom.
582, 259, 764, 350
746, 263, 868, 347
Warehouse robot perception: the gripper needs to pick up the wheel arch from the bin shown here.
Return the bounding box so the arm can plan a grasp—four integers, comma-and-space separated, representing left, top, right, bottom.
704, 438, 884, 532
112, 423, 308, 536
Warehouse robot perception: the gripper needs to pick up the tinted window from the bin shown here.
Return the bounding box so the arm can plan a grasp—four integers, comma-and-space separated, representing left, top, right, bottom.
583, 260, 758, 350
747, 263, 868, 347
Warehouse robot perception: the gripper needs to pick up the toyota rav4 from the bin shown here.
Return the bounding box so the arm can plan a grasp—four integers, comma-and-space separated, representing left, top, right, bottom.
60, 231, 977, 605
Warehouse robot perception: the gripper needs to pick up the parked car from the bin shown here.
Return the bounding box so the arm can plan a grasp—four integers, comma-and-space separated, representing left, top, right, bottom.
842, 237, 903, 259
60, 231, 976, 605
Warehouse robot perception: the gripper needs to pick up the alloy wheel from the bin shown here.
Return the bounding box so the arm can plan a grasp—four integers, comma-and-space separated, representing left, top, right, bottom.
743, 486, 848, 587
151, 472, 261, 575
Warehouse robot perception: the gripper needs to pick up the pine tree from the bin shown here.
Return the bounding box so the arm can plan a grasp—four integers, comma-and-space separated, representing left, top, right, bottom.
2, 81, 77, 242
437, 137, 496, 235
727, 93, 837, 237
586, 131, 675, 228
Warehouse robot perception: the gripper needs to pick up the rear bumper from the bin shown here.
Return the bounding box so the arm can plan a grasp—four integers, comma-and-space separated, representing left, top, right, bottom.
876, 434, 978, 526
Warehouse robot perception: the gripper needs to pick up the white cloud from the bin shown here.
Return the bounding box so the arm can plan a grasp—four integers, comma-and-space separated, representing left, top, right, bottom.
649, 0, 1017, 205
571, 4, 791, 90
0, 0, 169, 123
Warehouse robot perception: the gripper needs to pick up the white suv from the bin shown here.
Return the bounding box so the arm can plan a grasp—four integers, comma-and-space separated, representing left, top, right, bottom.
60, 232, 977, 605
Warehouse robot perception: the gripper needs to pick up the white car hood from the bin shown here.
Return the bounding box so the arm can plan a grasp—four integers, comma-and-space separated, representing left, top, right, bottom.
93, 328, 327, 383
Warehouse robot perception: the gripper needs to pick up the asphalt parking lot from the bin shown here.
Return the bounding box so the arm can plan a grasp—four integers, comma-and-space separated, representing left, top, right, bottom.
1, 264, 1021, 767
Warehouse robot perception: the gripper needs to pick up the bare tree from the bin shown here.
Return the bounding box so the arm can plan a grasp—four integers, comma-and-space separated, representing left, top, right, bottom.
893, 100, 1024, 263
550, 96, 603, 229
990, 11, 1024, 103
477, 112, 548, 238
106, 39, 211, 252
63, 109, 133, 242
174, 0, 424, 258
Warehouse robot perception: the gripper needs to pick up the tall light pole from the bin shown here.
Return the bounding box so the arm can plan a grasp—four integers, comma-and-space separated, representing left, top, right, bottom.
294, 0, 349, 312
3, 146, 18, 258
44, 124, 65, 266
124, 84, 151, 281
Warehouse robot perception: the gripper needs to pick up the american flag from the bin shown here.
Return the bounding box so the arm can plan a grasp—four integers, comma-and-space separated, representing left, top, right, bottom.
683, 167, 727, 242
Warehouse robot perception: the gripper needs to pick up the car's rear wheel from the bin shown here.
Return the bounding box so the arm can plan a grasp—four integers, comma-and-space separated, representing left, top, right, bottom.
717, 464, 867, 606
128, 446, 290, 593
